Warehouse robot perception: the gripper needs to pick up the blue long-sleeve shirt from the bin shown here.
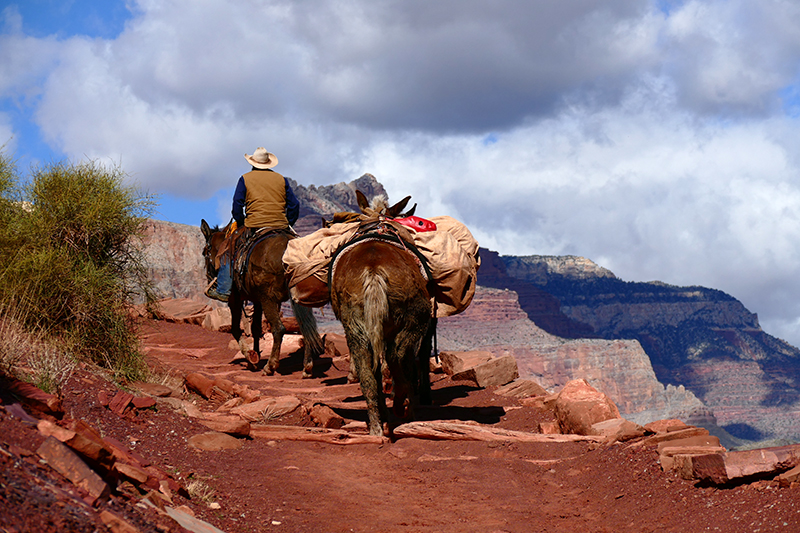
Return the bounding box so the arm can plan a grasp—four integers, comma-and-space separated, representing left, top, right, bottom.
231, 175, 300, 227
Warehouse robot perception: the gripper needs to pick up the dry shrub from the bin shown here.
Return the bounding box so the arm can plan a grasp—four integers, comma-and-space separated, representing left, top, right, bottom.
0, 309, 76, 394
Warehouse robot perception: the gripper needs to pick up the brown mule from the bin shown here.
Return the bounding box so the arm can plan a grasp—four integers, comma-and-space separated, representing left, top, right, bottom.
329, 192, 434, 436
200, 220, 323, 377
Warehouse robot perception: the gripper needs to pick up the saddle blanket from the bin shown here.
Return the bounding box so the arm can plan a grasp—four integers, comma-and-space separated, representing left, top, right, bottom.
283, 216, 480, 317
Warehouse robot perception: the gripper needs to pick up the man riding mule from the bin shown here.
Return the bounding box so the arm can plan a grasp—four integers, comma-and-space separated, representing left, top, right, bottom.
201, 148, 322, 376
206, 147, 300, 302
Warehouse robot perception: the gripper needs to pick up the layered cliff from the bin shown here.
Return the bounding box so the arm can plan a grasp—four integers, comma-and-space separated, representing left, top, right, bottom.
437, 287, 705, 424
495, 253, 800, 442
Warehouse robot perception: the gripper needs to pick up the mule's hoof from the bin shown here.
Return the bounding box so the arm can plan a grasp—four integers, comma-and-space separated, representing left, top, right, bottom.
246, 350, 260, 366
301, 371, 312, 379
263, 366, 275, 376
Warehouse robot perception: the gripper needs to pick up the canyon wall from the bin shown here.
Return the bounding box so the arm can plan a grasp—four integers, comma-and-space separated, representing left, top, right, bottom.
495, 253, 800, 443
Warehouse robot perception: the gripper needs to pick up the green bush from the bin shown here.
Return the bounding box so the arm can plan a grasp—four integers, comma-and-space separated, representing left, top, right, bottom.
0, 153, 156, 382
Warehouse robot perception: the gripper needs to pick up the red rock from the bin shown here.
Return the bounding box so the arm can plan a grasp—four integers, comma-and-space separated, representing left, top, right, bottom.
98, 390, 111, 407
776, 464, 800, 485
113, 462, 150, 485
231, 395, 301, 422
108, 391, 134, 416
681, 444, 800, 484
280, 316, 300, 333
196, 413, 251, 437
660, 446, 727, 472
657, 435, 721, 453
553, 379, 620, 436
1, 376, 63, 417
185, 372, 216, 399
99, 510, 141, 533
440, 350, 493, 375
645, 419, 689, 434
103, 436, 150, 467
36, 436, 110, 503
38, 419, 114, 470
6, 402, 40, 425
451, 354, 519, 388
132, 396, 156, 409
538, 421, 560, 434
494, 379, 548, 399
635, 427, 710, 447
310, 404, 345, 429
589, 418, 646, 442
202, 307, 232, 332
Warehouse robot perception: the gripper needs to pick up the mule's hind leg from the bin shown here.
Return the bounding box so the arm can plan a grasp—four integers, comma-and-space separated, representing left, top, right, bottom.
229, 293, 255, 367
262, 300, 285, 376
346, 328, 388, 436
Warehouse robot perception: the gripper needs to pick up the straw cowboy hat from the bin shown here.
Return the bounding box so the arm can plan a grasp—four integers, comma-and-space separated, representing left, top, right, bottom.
244, 147, 278, 169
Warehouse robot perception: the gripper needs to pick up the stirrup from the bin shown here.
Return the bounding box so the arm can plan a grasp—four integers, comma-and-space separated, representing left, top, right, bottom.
204, 278, 229, 302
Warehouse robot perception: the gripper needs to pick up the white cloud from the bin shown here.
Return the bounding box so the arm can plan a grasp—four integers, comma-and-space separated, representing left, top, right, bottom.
4, 0, 800, 346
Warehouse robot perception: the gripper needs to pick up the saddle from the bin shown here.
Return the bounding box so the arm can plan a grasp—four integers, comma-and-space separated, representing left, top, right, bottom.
218, 226, 295, 283
328, 218, 433, 288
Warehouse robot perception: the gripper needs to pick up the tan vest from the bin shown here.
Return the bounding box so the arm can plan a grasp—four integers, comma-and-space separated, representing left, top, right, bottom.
242, 169, 289, 229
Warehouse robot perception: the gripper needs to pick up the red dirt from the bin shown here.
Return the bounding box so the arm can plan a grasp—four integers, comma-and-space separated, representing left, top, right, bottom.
2, 318, 800, 533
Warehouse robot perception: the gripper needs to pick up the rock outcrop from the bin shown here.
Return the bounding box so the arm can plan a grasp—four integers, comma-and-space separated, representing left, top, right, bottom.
140, 220, 208, 301
437, 286, 706, 424
491, 252, 800, 444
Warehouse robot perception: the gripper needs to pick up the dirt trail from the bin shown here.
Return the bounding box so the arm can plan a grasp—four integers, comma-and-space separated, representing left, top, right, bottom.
4, 318, 800, 533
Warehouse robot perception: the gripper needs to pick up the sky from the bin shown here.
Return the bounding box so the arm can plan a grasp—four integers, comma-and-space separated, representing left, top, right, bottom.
3, 0, 800, 347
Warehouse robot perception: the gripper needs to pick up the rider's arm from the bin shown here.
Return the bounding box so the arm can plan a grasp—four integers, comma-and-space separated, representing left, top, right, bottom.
284, 178, 300, 226
232, 176, 246, 226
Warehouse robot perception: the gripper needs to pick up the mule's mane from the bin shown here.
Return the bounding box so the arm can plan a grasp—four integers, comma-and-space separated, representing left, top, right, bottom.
370, 195, 389, 214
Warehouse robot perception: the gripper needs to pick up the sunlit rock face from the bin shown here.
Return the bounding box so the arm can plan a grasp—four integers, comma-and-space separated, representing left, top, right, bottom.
489, 252, 800, 443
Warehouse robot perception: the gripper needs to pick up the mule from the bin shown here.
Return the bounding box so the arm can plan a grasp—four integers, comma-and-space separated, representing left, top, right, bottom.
200, 220, 323, 377
329, 192, 434, 436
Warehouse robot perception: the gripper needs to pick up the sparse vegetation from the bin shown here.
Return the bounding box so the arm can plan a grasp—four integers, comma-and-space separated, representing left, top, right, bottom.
186, 477, 217, 505
0, 149, 157, 383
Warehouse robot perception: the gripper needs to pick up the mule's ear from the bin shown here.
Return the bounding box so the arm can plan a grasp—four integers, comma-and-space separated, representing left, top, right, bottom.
356, 190, 370, 212
403, 203, 417, 217
200, 219, 212, 239
387, 195, 411, 218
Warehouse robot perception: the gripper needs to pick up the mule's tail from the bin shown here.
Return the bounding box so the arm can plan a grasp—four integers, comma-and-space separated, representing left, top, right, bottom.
362, 267, 389, 373
290, 300, 324, 355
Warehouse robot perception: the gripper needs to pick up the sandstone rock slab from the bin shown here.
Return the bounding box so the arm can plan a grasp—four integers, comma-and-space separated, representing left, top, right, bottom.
589, 417, 646, 442
451, 354, 519, 388
553, 379, 620, 436
494, 379, 548, 398
196, 414, 251, 437
230, 395, 301, 422
187, 432, 244, 451
440, 350, 493, 375
37, 436, 110, 503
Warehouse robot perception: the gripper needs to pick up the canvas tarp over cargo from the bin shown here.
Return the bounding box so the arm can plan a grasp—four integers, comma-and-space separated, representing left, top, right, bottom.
283, 216, 480, 316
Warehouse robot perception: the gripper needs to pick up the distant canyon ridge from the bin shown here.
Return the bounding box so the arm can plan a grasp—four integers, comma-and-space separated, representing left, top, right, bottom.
142, 174, 800, 447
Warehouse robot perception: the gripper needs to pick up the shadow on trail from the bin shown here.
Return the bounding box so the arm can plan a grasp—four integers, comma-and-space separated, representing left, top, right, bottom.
326, 381, 506, 426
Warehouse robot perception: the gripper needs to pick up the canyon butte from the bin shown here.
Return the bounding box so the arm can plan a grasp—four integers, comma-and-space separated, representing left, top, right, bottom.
143, 174, 800, 450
